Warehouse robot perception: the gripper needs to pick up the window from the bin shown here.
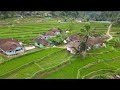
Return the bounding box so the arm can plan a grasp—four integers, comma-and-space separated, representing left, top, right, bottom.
16, 50, 19, 51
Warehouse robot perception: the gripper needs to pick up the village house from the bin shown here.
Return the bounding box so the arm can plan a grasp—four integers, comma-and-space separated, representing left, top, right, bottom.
40, 28, 62, 40
66, 34, 82, 43
34, 28, 63, 47
33, 38, 50, 48
0, 38, 24, 55
66, 40, 81, 54
87, 37, 106, 50
66, 34, 83, 54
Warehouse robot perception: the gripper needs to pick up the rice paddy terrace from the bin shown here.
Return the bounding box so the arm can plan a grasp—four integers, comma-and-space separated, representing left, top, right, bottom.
0, 48, 72, 79
41, 46, 120, 79
0, 17, 120, 79
0, 17, 110, 45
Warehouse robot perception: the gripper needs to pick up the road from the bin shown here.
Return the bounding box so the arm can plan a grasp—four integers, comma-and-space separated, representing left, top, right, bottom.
106, 24, 113, 41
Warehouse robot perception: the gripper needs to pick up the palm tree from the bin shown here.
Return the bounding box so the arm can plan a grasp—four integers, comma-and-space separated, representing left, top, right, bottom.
80, 23, 92, 52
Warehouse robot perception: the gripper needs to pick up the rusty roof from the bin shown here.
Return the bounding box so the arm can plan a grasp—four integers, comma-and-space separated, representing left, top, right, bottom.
0, 41, 20, 52
0, 38, 19, 45
35, 38, 49, 46
68, 34, 83, 41
87, 37, 104, 45
44, 28, 61, 36
0, 38, 21, 52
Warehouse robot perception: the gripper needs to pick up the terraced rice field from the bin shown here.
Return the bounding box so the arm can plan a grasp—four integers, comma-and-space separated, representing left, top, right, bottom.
0, 48, 73, 79
41, 46, 120, 79
0, 48, 62, 77
0, 17, 120, 79
0, 17, 110, 45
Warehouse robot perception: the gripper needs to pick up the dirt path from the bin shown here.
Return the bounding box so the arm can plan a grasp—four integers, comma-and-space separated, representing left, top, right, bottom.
106, 24, 113, 41
53, 45, 66, 49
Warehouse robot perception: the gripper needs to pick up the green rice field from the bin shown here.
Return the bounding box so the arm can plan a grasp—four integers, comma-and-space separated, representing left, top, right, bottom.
0, 17, 120, 79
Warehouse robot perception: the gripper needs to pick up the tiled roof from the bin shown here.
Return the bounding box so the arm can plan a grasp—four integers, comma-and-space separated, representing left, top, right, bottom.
35, 38, 49, 46
0, 38, 21, 52
44, 28, 61, 36
0, 38, 19, 45
87, 37, 104, 45
0, 41, 20, 52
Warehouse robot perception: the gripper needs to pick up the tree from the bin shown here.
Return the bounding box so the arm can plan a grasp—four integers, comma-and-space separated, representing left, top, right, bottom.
48, 34, 64, 45
115, 13, 120, 24
80, 23, 92, 52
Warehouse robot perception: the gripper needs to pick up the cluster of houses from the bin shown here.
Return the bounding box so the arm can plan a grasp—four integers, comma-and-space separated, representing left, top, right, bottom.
65, 34, 106, 54
0, 28, 107, 56
33, 28, 63, 48
0, 28, 63, 56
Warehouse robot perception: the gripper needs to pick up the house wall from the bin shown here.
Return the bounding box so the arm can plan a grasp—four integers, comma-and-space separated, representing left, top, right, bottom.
34, 42, 44, 48
34, 42, 39, 46
41, 35, 48, 40
67, 47, 76, 54
5, 51, 16, 55
40, 44, 44, 48
94, 44, 100, 48
5, 47, 24, 55
15, 47, 24, 53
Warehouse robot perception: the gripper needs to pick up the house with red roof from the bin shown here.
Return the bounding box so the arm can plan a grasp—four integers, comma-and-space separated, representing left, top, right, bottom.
0, 38, 24, 55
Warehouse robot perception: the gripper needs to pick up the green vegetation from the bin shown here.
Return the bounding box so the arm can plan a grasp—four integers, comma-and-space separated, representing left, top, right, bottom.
0, 17, 109, 45
0, 15, 120, 79
0, 54, 9, 63
0, 48, 62, 77
1, 49, 72, 79
41, 46, 120, 79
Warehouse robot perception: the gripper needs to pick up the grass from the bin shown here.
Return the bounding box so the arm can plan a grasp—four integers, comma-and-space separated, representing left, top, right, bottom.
78, 57, 120, 79
84, 69, 115, 79
0, 54, 9, 63
0, 17, 109, 45
93, 51, 120, 60
2, 63, 41, 79
0, 48, 62, 77
36, 50, 71, 68
41, 46, 120, 79
1, 49, 72, 79
41, 56, 97, 79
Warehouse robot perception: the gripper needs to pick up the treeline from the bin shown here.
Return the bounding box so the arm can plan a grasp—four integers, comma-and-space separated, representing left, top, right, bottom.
0, 11, 120, 23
